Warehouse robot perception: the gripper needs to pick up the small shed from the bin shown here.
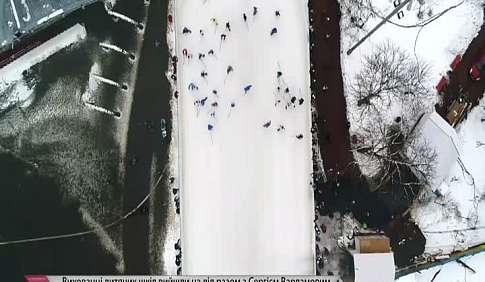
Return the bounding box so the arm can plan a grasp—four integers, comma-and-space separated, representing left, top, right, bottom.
355, 235, 391, 253
351, 235, 395, 282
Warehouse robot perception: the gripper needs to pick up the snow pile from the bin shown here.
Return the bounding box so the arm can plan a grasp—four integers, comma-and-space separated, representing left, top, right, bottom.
339, 0, 484, 178
397, 252, 485, 282
412, 99, 485, 254
174, 0, 315, 275
0, 24, 87, 112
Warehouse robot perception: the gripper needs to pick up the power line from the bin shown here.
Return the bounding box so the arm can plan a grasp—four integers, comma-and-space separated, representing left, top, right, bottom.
423, 225, 485, 234
0, 167, 167, 246
370, 0, 465, 29
346, 0, 412, 55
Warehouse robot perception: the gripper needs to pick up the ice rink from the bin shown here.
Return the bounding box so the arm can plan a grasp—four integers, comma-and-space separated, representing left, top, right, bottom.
175, 0, 315, 275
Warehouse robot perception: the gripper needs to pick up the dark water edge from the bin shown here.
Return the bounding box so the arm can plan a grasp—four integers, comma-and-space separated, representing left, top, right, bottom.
0, 0, 172, 279
0, 152, 119, 282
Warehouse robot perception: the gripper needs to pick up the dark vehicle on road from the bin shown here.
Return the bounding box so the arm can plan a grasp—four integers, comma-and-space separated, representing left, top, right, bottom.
469, 55, 485, 80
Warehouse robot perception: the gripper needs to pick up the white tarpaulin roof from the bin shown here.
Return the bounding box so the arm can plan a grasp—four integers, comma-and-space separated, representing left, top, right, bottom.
354, 253, 395, 282
415, 111, 459, 190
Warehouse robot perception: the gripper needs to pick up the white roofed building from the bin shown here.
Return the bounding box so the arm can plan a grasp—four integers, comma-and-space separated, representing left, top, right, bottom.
412, 111, 460, 190
350, 235, 395, 282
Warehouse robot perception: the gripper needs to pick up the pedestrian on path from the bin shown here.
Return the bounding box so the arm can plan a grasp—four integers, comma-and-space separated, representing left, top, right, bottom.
182, 27, 192, 34
270, 27, 278, 36
263, 120, 271, 128
225, 65, 234, 83
220, 34, 227, 49
253, 6, 258, 16
225, 22, 231, 32
200, 97, 208, 106
188, 82, 198, 91
228, 101, 236, 117
244, 84, 253, 94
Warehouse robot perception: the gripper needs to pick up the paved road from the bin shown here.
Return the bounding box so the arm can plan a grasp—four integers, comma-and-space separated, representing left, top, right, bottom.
122, 0, 173, 274
436, 22, 485, 119
0, 0, 99, 50
309, 3, 410, 274
309, 0, 355, 184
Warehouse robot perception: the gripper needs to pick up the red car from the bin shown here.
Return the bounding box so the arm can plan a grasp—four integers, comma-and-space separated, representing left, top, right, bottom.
470, 55, 485, 80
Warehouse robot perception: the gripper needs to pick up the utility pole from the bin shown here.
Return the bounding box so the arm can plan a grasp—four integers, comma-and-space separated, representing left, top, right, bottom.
346, 0, 413, 55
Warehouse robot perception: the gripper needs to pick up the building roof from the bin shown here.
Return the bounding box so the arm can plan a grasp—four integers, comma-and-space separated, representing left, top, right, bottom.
414, 111, 460, 189
353, 253, 395, 282
355, 235, 391, 253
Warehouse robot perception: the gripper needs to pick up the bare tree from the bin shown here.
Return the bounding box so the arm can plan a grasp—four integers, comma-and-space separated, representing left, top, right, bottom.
352, 111, 436, 197
350, 41, 430, 116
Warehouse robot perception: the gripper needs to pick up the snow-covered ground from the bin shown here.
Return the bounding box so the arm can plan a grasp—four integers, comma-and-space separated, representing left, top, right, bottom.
397, 252, 485, 282
339, 0, 484, 177
174, 0, 315, 275
412, 99, 485, 255
338, 0, 485, 266
0, 24, 86, 112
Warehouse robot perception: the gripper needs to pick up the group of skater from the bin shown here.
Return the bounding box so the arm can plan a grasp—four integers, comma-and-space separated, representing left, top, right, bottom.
178, 4, 306, 141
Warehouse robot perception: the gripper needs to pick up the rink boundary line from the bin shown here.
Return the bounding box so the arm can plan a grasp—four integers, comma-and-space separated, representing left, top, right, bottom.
171, 0, 187, 274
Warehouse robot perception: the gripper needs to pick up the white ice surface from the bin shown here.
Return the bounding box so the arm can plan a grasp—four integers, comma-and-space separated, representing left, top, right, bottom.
175, 0, 315, 275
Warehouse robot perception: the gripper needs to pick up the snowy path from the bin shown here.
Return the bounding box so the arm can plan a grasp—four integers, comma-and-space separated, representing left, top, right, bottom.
174, 0, 315, 275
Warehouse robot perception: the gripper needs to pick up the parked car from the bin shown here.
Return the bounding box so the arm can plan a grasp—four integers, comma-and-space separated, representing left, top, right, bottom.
469, 55, 485, 80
